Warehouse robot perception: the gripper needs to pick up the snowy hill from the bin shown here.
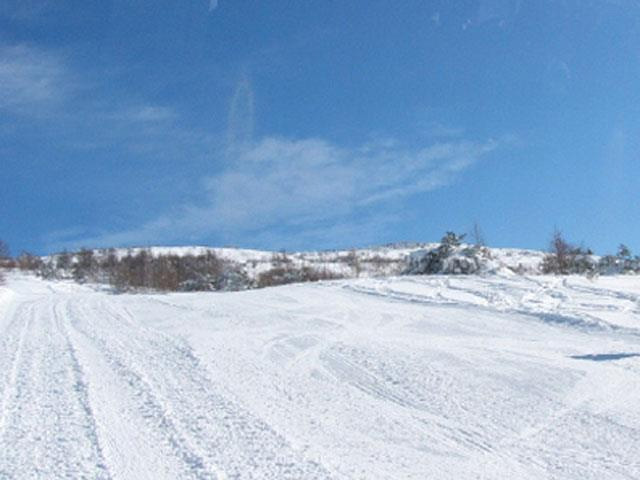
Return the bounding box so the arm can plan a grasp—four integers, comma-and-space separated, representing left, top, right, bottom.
0, 271, 639, 479
43, 243, 548, 284
138, 243, 546, 275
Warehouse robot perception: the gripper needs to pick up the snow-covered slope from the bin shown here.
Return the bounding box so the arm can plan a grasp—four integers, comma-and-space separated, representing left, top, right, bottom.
1, 272, 639, 479
46, 243, 547, 280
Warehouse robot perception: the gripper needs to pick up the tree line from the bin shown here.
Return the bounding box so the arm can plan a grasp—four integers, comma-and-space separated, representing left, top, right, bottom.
0, 230, 639, 291
39, 248, 253, 292
0, 243, 345, 291
541, 230, 640, 275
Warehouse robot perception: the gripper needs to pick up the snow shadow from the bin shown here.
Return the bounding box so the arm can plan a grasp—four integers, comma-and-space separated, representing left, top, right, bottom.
570, 353, 640, 362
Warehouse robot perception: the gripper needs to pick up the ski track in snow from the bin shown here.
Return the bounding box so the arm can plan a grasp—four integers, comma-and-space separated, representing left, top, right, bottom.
0, 298, 111, 479
0, 273, 639, 479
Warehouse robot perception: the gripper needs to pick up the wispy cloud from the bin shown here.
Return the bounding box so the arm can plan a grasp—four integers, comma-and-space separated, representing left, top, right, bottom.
124, 105, 176, 123
7, 45, 501, 252
424, 122, 465, 139
0, 44, 67, 114
0, 42, 216, 162
226, 74, 255, 153
544, 59, 571, 94
58, 134, 501, 250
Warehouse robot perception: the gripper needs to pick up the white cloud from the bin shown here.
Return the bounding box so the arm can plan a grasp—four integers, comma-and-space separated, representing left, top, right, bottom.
203, 136, 497, 228
0, 44, 209, 159
0, 44, 67, 114
208, 0, 219, 12
0, 43, 186, 135
226, 75, 255, 152
66, 134, 500, 249
425, 122, 465, 139
126, 105, 176, 123
8, 47, 500, 251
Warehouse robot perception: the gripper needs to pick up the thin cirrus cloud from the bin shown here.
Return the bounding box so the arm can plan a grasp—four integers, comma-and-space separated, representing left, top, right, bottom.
68, 134, 500, 250
205, 136, 498, 227
124, 105, 176, 123
1, 43, 501, 251
0, 43, 212, 160
0, 44, 67, 114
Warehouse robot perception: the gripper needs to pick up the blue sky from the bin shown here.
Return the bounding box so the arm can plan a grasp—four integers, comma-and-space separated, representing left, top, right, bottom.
1, 0, 639, 255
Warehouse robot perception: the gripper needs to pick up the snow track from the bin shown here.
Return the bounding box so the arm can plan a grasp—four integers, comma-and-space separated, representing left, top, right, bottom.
1, 273, 639, 479
66, 299, 329, 480
0, 298, 110, 479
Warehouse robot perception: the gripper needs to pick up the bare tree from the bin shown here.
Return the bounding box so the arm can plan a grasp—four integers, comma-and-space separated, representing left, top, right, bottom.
257, 265, 343, 288
271, 250, 292, 266
16, 251, 43, 272
0, 240, 8, 284
149, 254, 180, 291
344, 250, 362, 277
541, 229, 595, 275
0, 240, 9, 261
541, 230, 572, 274
73, 248, 97, 282
56, 250, 72, 271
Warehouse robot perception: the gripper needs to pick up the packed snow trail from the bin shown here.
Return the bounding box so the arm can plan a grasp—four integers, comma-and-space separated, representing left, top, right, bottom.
1, 274, 640, 479
0, 294, 110, 479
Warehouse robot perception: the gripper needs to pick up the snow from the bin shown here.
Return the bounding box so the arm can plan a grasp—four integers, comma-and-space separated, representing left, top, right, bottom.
45, 243, 548, 282
0, 271, 639, 479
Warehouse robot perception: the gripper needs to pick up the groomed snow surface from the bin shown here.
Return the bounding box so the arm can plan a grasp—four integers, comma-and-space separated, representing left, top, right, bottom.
1, 272, 639, 479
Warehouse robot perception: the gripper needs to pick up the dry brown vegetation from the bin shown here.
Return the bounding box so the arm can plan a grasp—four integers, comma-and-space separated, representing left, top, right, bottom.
257, 265, 344, 288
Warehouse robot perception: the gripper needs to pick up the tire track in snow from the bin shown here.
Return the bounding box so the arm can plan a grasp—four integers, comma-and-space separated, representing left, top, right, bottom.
68, 298, 331, 480
0, 298, 111, 479
0, 303, 33, 438
68, 305, 222, 480
53, 300, 112, 480
62, 300, 202, 480
342, 281, 637, 336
